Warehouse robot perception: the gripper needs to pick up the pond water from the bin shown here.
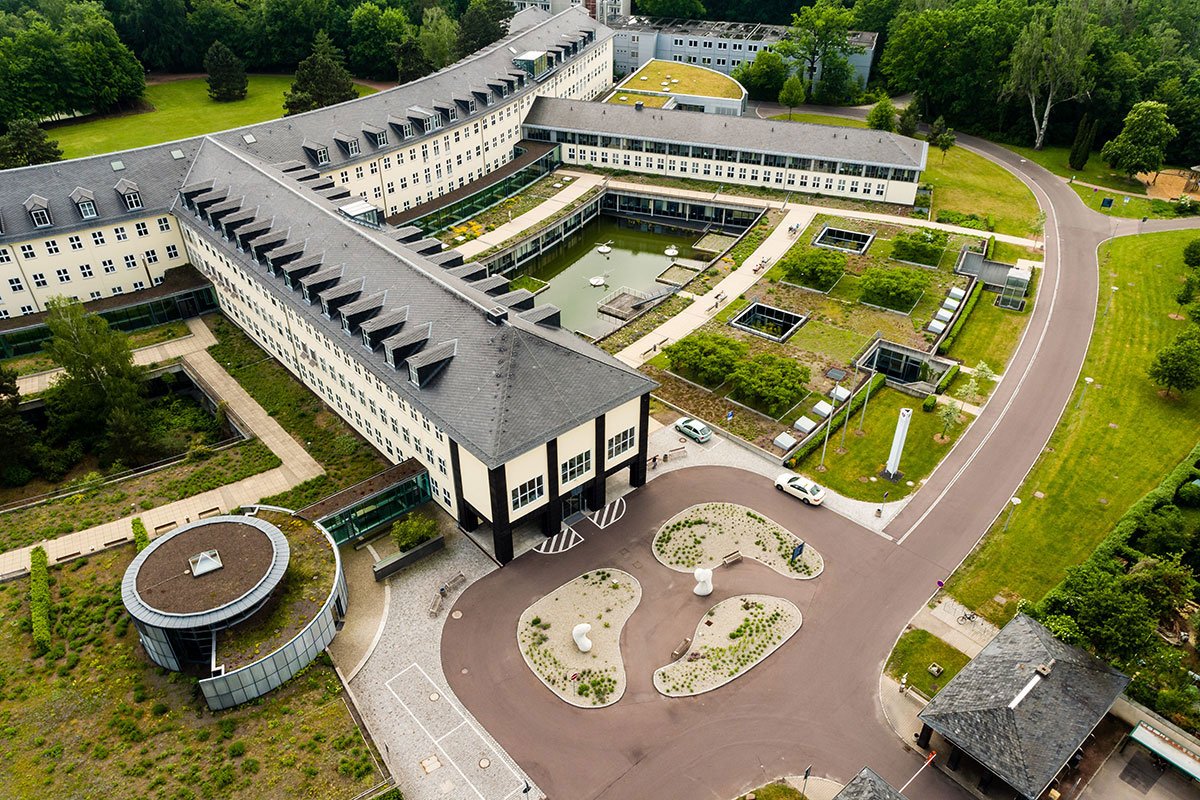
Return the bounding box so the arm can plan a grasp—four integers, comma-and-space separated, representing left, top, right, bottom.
522, 216, 703, 338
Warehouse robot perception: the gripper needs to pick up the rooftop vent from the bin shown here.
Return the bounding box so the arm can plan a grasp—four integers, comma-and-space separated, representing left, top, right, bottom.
171, 149, 185, 160
188, 549, 224, 577
111, 160, 125, 171
1035, 658, 1056, 677
485, 306, 509, 325
243, 133, 257, 144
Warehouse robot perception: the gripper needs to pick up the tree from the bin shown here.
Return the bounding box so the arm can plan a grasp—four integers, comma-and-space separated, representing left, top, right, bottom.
0, 365, 34, 486
777, 74, 804, 117
457, 0, 513, 57
937, 398, 959, 437
1184, 238, 1200, 269
930, 115, 956, 162
418, 7, 459, 72
731, 50, 788, 101
1176, 275, 1196, 309
349, 2, 410, 80
859, 266, 928, 310
1002, 0, 1094, 151
394, 35, 432, 84
0, 119, 62, 169
866, 96, 897, 131
728, 354, 810, 417
60, 2, 146, 114
204, 40, 247, 102
1068, 113, 1098, 171
1135, 504, 1190, 557
777, 0, 857, 102
1101, 101, 1178, 181
284, 30, 357, 116
663, 333, 747, 387
974, 361, 996, 384
812, 51, 858, 105
782, 248, 845, 289
110, 0, 190, 72
955, 375, 980, 403
1148, 327, 1200, 396
896, 102, 919, 137
635, 0, 705, 16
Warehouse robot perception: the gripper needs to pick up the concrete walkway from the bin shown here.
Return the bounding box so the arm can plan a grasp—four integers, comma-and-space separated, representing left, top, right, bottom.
453, 172, 605, 259
0, 334, 324, 577
16, 316, 218, 395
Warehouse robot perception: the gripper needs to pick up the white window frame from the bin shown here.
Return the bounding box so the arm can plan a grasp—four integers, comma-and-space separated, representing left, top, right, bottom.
607, 427, 635, 460
561, 451, 591, 484
511, 475, 545, 511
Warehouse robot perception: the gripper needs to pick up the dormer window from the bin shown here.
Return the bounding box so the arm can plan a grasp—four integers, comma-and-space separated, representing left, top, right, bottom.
374, 129, 388, 146
70, 187, 97, 219
123, 192, 143, 211
78, 200, 97, 219
468, 98, 477, 113
25, 194, 51, 227
115, 179, 142, 211
408, 364, 420, 386
401, 122, 414, 138
31, 208, 51, 228
448, 106, 458, 122
346, 139, 360, 156
316, 148, 329, 165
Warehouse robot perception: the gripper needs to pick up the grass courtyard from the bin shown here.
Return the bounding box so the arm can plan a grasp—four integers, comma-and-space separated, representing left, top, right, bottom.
885, 629, 971, 698
941, 275, 1039, 371
49, 76, 377, 159
605, 91, 671, 108
620, 59, 743, 99
945, 230, 1200, 622
0, 547, 381, 799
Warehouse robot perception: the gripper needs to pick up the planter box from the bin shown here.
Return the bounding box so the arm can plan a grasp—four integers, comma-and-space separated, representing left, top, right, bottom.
372, 535, 445, 582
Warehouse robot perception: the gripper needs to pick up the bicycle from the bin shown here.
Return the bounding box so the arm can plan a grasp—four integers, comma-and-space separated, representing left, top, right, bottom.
957, 611, 977, 624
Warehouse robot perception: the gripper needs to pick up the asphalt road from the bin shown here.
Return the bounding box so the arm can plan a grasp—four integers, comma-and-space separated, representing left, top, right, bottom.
442, 106, 1200, 799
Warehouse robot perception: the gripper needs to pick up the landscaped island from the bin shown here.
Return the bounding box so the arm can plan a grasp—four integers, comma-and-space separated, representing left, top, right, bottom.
653, 503, 824, 579
654, 594, 802, 697
517, 569, 642, 707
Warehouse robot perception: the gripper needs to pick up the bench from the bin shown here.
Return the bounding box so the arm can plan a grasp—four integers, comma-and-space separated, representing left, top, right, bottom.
154, 522, 177, 535
445, 571, 466, 591
722, 550, 743, 566
662, 446, 687, 462
671, 637, 692, 661
429, 594, 443, 616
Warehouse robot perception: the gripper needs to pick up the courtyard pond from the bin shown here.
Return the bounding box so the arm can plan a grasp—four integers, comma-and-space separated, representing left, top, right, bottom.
518, 216, 703, 338
517, 568, 641, 708
654, 594, 802, 697
653, 503, 824, 579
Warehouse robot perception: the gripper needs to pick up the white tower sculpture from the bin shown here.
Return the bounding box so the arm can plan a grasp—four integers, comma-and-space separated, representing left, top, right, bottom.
885, 408, 913, 478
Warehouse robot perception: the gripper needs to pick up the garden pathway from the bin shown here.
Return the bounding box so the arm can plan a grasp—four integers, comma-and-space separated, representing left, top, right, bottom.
0, 336, 323, 578
16, 316, 217, 395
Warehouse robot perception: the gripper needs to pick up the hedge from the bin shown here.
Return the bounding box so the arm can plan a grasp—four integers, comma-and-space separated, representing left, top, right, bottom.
935, 364, 960, 395
985, 235, 997, 260
891, 229, 948, 266
132, 517, 149, 552
786, 373, 887, 467
936, 210, 994, 231
30, 545, 51, 657
936, 282, 983, 354
922, 394, 938, 412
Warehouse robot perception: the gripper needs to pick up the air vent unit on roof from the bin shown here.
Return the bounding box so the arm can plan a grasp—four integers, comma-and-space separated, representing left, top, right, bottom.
243, 133, 257, 144
486, 307, 509, 325
111, 160, 125, 171
171, 149, 185, 159
188, 549, 223, 577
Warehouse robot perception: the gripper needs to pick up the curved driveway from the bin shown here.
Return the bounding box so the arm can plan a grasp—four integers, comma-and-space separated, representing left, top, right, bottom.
442, 110, 1200, 799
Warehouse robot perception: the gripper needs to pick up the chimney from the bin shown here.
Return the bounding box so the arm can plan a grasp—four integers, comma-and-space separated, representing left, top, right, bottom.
1036, 659, 1056, 677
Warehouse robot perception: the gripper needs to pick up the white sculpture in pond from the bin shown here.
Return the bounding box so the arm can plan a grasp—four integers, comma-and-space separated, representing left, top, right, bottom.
694, 567, 713, 596
572, 622, 593, 653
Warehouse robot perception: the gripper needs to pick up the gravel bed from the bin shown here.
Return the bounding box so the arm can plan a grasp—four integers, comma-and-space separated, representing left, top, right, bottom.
517, 568, 642, 708
654, 594, 801, 697
652, 502, 824, 579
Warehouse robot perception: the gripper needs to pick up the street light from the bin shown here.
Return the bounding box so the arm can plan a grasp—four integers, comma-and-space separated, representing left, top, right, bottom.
1075, 376, 1094, 409
819, 382, 841, 470
1003, 496, 1022, 531
1105, 285, 1118, 315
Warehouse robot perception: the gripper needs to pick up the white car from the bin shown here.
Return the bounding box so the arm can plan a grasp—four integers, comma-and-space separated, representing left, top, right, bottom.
774, 473, 827, 506
675, 417, 712, 443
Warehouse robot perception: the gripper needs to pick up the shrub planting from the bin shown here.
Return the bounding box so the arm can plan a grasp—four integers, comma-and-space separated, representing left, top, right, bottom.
936, 210, 993, 231
132, 518, 149, 552
780, 247, 846, 290
728, 354, 810, 417
30, 545, 51, 656
859, 266, 929, 311
891, 229, 948, 266
922, 394, 938, 412
662, 333, 747, 387
391, 513, 439, 552
935, 364, 960, 395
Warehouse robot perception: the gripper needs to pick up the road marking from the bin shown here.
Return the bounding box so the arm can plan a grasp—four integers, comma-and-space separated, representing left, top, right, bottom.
532, 527, 583, 555
590, 496, 626, 530
384, 663, 524, 800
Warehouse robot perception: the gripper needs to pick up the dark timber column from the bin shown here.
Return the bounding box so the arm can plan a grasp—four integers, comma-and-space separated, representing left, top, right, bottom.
630, 393, 650, 488
448, 442, 479, 531
915, 724, 933, 749
947, 746, 962, 771
588, 414, 607, 510
977, 774, 993, 794
487, 465, 513, 564
542, 439, 561, 536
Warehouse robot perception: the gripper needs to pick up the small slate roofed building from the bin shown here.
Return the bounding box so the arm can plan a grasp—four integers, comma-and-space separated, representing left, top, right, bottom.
916, 614, 1130, 799
834, 768, 909, 800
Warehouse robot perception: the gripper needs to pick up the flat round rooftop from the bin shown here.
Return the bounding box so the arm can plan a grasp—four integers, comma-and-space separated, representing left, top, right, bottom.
127, 517, 288, 618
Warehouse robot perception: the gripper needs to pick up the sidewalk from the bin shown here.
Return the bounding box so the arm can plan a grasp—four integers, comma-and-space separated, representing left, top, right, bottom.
0, 343, 324, 577
453, 172, 605, 259
16, 316, 218, 395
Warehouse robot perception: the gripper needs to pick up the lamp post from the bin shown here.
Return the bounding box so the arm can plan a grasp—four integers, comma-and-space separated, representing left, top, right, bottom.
1105, 285, 1118, 315
1075, 376, 1094, 409
859, 345, 880, 433
841, 362, 860, 452
819, 382, 841, 470
1003, 496, 1021, 531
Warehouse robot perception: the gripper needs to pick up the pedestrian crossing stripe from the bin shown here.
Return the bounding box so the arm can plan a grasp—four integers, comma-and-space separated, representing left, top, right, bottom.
590, 497, 626, 530
533, 527, 583, 555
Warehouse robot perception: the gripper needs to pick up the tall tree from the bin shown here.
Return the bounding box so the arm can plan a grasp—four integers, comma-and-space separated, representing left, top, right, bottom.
349, 2, 410, 80
204, 39, 248, 102
187, 0, 255, 69
418, 6, 458, 71
394, 34, 432, 84
457, 0, 513, 57
0, 119, 63, 169
61, 2, 146, 114
1101, 100, 1178, 181
1002, 0, 1094, 151
0, 365, 34, 486
896, 101, 919, 137
1148, 327, 1200, 396
284, 30, 357, 116
932, 117, 957, 162
866, 96, 897, 131
813, 51, 858, 104
1068, 113, 1092, 171
109, 0, 190, 72
777, 74, 804, 117
262, 0, 331, 70
777, 0, 857, 102
731, 49, 788, 101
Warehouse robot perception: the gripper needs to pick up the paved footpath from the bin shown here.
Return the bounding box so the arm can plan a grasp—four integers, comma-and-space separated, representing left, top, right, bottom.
0, 321, 323, 577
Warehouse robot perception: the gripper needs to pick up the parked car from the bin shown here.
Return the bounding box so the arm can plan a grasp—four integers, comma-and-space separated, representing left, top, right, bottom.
675, 417, 712, 443
774, 473, 827, 506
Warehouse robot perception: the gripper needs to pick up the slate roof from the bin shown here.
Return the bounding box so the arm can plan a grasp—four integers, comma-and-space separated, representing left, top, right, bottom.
833, 768, 908, 800
918, 614, 1129, 800
178, 139, 655, 469
523, 97, 928, 170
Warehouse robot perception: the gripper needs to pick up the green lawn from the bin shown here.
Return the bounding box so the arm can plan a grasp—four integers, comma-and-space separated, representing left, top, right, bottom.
942, 281, 1038, 371
1069, 184, 1178, 219
606, 91, 671, 108
50, 76, 378, 159
622, 59, 743, 99
1002, 143, 1148, 193
945, 231, 1200, 622
770, 113, 1040, 237
736, 783, 808, 800
885, 629, 972, 698
991, 240, 1042, 265
791, 387, 973, 502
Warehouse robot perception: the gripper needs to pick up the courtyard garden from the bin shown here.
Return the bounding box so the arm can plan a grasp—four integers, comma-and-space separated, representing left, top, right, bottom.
653, 503, 824, 579
619, 60, 744, 100
654, 594, 802, 697
48, 76, 377, 159
0, 320, 189, 377
517, 568, 642, 707
437, 174, 574, 245
0, 546, 382, 799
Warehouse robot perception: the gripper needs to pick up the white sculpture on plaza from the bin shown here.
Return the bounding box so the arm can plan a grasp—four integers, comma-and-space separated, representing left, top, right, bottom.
693, 567, 713, 596
572, 622, 593, 653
